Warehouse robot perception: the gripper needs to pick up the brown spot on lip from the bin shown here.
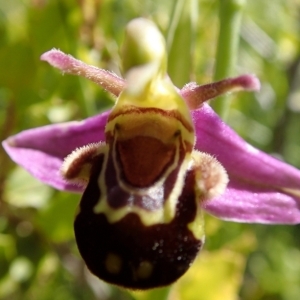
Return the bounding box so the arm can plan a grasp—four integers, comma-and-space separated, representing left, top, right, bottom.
136, 261, 153, 279
105, 253, 122, 274
116, 136, 176, 187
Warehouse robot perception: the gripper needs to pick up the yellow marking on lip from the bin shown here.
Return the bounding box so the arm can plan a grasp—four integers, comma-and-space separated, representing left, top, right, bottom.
93, 149, 192, 226
106, 110, 194, 149
187, 206, 205, 240
107, 106, 194, 134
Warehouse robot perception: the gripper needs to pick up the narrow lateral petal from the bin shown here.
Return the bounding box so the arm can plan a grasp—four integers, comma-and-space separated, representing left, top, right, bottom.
191, 104, 300, 224
2, 112, 109, 192
41, 49, 126, 97
181, 74, 260, 110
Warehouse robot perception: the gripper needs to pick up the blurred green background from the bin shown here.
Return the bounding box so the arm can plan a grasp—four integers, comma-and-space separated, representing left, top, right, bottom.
1, 0, 300, 299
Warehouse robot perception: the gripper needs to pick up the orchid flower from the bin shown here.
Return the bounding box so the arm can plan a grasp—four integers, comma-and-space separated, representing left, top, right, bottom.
2, 18, 300, 289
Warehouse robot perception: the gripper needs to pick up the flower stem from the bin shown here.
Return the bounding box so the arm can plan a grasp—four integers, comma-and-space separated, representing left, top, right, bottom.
212, 0, 246, 119
166, 0, 198, 87
166, 0, 185, 52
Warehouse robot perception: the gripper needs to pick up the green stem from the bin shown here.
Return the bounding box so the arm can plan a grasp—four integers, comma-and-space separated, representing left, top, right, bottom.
166, 0, 185, 52
212, 0, 246, 119
167, 0, 198, 87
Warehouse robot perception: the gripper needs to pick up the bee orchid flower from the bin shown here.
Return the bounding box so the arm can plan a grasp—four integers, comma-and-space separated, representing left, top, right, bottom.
2, 18, 300, 289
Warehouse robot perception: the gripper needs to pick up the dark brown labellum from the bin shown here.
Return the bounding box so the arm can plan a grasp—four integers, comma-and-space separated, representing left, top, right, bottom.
74, 153, 203, 290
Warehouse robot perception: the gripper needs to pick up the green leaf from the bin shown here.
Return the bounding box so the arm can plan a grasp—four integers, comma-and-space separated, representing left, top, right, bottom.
36, 192, 79, 243
4, 167, 52, 209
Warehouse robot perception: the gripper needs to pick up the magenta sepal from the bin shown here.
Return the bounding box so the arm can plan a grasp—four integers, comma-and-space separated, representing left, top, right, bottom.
193, 105, 300, 224
3, 112, 109, 192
